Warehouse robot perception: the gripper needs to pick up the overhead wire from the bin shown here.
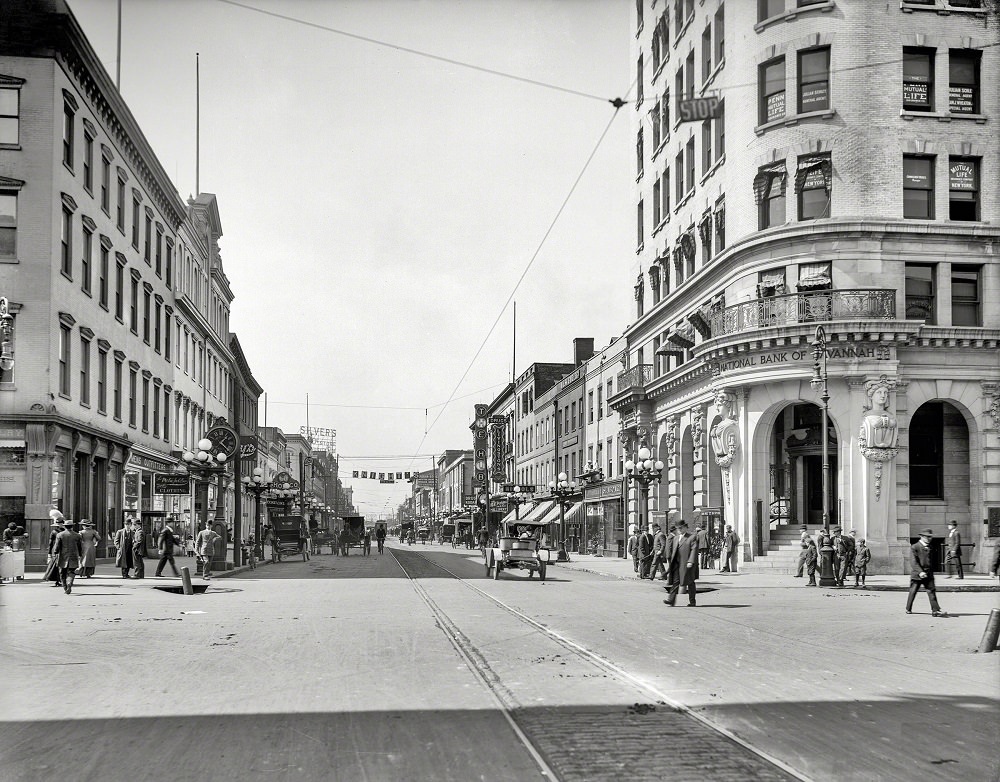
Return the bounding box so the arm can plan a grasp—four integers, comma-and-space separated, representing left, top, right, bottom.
214, 0, 623, 105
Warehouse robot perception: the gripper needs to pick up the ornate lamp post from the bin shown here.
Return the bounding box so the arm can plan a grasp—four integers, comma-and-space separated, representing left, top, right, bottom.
810, 325, 836, 587
240, 467, 271, 559
182, 435, 233, 568
624, 446, 663, 536
548, 472, 577, 561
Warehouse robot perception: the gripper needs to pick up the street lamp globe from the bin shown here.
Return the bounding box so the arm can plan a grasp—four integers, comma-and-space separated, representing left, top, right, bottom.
637, 446, 651, 461
182, 451, 194, 462
198, 438, 213, 451
654, 460, 665, 472
624, 459, 635, 473
558, 472, 567, 483
215, 453, 226, 463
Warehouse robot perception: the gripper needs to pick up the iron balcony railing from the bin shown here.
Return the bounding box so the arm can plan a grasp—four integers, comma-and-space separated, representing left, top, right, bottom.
710, 288, 896, 338
617, 364, 653, 392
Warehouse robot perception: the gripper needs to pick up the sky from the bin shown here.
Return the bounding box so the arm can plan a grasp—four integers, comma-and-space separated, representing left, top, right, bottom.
68, 0, 633, 516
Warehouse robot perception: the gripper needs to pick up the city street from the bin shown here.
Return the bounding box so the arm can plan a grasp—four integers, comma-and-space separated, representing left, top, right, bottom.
2, 543, 997, 782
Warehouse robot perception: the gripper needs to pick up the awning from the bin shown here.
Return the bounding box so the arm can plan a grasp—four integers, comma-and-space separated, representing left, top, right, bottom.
498, 507, 519, 525
759, 270, 785, 288
564, 502, 585, 525
797, 261, 831, 289
519, 500, 555, 524
536, 502, 565, 526
666, 323, 695, 348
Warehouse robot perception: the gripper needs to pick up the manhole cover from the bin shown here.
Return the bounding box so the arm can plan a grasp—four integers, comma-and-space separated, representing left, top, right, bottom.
153, 584, 209, 594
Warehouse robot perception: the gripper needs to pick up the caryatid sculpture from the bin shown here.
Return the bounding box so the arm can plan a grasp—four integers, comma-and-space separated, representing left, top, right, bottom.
858, 376, 898, 502
709, 389, 740, 468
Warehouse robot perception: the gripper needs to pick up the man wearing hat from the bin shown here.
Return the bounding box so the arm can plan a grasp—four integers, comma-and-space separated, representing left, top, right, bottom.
113, 518, 134, 579
907, 528, 943, 616
945, 520, 963, 579
648, 523, 668, 581
155, 522, 180, 578
52, 518, 83, 594
831, 527, 850, 587
42, 510, 66, 587
794, 525, 810, 578
663, 518, 700, 607
76, 520, 101, 578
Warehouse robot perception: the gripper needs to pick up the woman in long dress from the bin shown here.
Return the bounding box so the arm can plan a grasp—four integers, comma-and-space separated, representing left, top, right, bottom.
76, 520, 101, 577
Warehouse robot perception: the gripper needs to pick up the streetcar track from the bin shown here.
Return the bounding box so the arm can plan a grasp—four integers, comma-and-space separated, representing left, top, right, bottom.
390, 544, 810, 782
387, 546, 557, 781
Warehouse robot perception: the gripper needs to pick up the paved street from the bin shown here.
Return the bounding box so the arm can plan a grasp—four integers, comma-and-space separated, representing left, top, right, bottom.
2, 543, 997, 782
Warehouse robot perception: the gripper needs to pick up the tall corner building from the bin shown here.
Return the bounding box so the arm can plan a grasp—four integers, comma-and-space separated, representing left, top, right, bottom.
615, 0, 999, 573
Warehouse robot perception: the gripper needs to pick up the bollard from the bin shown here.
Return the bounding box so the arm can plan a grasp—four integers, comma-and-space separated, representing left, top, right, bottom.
180, 566, 194, 596
978, 608, 1000, 654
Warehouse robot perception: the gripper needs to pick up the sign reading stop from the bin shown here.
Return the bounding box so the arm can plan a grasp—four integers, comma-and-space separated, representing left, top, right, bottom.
677, 96, 722, 122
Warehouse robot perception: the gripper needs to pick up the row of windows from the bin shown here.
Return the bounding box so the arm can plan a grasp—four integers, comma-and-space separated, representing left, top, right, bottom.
902, 48, 982, 114
904, 262, 983, 326
515, 437, 622, 489
516, 378, 617, 459
54, 321, 226, 450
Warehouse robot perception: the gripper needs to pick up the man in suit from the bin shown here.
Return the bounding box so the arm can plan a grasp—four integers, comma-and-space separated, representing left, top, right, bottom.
663, 519, 700, 607
906, 528, 944, 616
637, 524, 654, 579
155, 523, 180, 577
52, 520, 83, 594
627, 526, 639, 573
794, 525, 810, 577
945, 520, 963, 579
131, 519, 147, 579
113, 519, 134, 579
720, 525, 740, 573
648, 524, 668, 581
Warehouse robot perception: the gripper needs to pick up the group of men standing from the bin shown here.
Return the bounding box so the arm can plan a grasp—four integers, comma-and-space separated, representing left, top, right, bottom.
793, 526, 871, 588
628, 517, 733, 608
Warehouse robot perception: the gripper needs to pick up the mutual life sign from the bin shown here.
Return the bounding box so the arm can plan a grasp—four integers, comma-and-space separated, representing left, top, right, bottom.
716, 345, 891, 374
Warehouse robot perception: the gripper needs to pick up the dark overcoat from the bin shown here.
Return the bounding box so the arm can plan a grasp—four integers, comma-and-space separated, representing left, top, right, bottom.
53, 529, 83, 569
667, 531, 700, 585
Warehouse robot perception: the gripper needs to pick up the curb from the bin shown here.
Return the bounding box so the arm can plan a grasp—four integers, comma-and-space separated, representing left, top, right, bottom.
555, 562, 1000, 592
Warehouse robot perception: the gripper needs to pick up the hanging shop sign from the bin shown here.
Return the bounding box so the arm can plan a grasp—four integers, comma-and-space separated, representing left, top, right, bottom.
584, 480, 624, 502
471, 404, 488, 488
153, 473, 190, 495
678, 95, 723, 122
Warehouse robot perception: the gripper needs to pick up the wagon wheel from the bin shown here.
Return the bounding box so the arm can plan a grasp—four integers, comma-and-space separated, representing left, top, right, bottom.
538, 562, 547, 582
493, 562, 501, 580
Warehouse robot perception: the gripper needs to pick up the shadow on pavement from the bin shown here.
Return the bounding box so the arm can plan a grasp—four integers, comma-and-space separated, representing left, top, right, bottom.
3, 694, 996, 782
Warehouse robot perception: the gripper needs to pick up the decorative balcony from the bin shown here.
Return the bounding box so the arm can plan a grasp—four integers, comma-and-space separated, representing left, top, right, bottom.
617, 364, 653, 392
710, 288, 895, 338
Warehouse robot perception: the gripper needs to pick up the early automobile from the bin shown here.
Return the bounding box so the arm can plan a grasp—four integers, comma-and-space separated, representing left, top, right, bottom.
416, 527, 430, 544
271, 516, 308, 562
484, 518, 552, 581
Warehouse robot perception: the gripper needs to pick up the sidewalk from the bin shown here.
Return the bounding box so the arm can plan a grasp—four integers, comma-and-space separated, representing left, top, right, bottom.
554, 552, 1000, 591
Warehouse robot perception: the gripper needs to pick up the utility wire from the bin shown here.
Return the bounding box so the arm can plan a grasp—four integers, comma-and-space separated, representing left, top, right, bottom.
406, 95, 630, 473
215, 0, 621, 105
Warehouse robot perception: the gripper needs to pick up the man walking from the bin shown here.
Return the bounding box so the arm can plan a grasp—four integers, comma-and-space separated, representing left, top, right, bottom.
155, 523, 180, 577
663, 519, 700, 607
52, 520, 83, 594
627, 525, 639, 574
648, 524, 668, 581
131, 519, 147, 579
794, 525, 810, 578
196, 520, 221, 579
637, 524, 654, 580
720, 525, 740, 573
945, 520, 963, 579
907, 528, 944, 616
114, 519, 134, 579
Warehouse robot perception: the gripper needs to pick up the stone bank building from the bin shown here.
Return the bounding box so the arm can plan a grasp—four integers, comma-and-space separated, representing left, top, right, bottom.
614, 0, 999, 572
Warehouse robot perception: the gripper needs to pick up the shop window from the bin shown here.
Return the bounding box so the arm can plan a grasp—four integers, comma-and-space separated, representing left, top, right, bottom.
902, 48, 934, 111
795, 154, 832, 220
0, 191, 16, 259
949, 157, 979, 221
949, 50, 980, 114
903, 155, 934, 219
798, 47, 830, 113
909, 403, 942, 499
759, 57, 786, 124
754, 164, 787, 229
904, 264, 935, 323
0, 86, 19, 145
951, 265, 981, 327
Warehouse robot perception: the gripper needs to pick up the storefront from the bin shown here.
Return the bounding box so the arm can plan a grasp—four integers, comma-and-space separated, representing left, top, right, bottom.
124, 447, 188, 551
583, 479, 625, 558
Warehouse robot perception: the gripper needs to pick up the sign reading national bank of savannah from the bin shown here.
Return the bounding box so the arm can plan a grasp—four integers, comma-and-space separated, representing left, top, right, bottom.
716, 345, 891, 374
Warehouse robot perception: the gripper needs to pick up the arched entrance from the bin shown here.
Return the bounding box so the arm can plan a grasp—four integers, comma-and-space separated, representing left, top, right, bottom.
907, 400, 971, 572
769, 402, 838, 528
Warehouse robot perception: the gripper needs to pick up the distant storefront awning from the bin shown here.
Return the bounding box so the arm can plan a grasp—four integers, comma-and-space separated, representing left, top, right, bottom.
519, 500, 555, 524
536, 502, 564, 527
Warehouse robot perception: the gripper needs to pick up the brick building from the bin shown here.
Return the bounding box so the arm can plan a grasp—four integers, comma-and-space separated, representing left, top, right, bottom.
616, 0, 999, 573
0, 0, 255, 568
